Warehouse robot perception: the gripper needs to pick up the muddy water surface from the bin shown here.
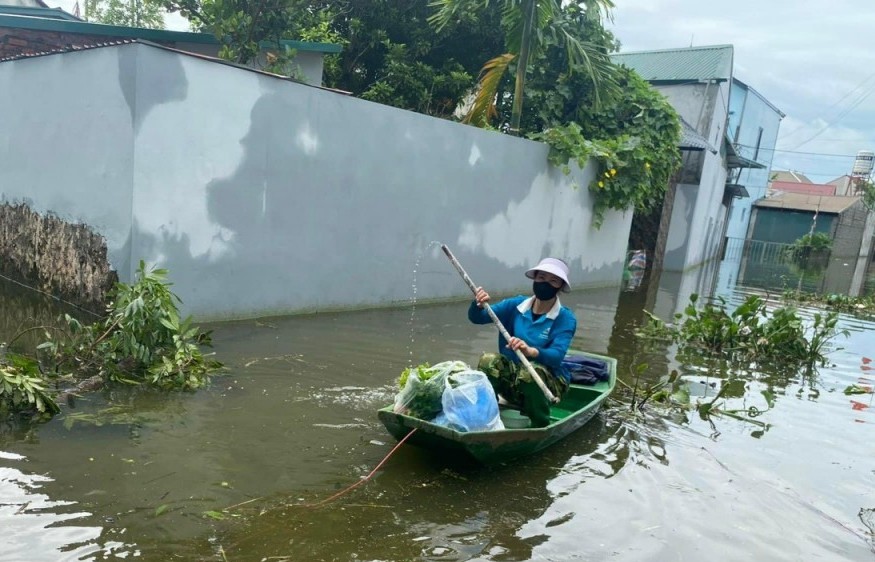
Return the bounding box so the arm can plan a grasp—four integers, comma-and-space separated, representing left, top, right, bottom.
1, 267, 873, 561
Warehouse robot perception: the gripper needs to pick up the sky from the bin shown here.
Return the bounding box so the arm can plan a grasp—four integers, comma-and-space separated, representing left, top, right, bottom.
607, 0, 875, 183
45, 0, 875, 183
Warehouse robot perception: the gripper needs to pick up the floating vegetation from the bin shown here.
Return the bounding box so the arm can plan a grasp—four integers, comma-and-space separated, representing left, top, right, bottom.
637, 294, 849, 368
615, 360, 778, 439
844, 384, 873, 396
39, 261, 222, 390
628, 294, 853, 438
1, 262, 222, 427
0, 352, 60, 420
782, 290, 875, 315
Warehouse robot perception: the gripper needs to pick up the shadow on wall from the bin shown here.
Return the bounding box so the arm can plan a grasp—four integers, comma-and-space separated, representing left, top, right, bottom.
663, 185, 696, 270
203, 84, 530, 261
0, 203, 117, 312
130, 76, 549, 315
118, 44, 189, 134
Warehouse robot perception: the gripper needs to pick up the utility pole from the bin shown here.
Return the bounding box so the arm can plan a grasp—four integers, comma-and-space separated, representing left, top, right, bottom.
796, 202, 820, 294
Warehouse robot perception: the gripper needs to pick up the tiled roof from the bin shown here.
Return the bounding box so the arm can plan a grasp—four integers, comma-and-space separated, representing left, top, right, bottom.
611, 44, 734, 82
754, 193, 861, 214
769, 181, 836, 196
0, 38, 135, 62
770, 170, 812, 184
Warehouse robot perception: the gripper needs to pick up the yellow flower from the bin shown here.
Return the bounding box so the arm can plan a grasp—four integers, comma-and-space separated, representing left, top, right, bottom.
604, 171, 610, 178
598, 181, 604, 188
645, 162, 651, 169
610, 168, 617, 176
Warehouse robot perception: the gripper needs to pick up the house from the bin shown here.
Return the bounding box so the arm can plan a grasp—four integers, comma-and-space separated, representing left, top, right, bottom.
718, 78, 785, 290
0, 1, 341, 85
827, 175, 857, 196
768, 180, 835, 197
612, 45, 782, 277
826, 152, 875, 293
742, 193, 869, 295
770, 170, 812, 184
827, 170, 872, 197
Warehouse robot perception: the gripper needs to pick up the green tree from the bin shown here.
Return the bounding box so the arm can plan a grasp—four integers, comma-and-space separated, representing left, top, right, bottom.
858, 178, 875, 211
528, 61, 682, 224
429, 0, 617, 134
85, 0, 166, 29
302, 0, 505, 118
158, 0, 310, 65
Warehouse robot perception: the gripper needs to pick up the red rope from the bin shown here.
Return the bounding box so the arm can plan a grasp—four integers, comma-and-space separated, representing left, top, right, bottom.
303, 428, 417, 508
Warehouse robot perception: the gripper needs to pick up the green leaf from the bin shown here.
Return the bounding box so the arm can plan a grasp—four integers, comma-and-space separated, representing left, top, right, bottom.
844, 384, 872, 395
203, 510, 226, 520
671, 387, 690, 405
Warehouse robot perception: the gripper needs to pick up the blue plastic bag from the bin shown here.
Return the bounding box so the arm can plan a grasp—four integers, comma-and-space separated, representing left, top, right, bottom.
439, 371, 504, 432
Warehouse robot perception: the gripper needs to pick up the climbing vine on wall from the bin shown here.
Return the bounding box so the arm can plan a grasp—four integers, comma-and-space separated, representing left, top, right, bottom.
531, 67, 682, 227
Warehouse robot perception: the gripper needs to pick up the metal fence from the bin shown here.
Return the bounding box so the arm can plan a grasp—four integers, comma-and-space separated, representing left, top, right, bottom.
724, 237, 828, 294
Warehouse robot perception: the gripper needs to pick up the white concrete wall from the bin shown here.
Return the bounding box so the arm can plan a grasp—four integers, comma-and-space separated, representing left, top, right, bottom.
659, 81, 731, 271
0, 46, 136, 277
656, 82, 722, 142
0, 43, 632, 320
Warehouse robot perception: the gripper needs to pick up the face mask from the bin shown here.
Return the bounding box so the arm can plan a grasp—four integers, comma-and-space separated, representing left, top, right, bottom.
533, 281, 560, 301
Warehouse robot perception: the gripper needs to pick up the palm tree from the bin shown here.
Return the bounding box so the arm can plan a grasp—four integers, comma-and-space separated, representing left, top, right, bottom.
429, 0, 617, 135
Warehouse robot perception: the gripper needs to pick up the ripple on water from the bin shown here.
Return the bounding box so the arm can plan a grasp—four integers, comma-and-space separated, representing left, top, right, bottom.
0, 460, 136, 561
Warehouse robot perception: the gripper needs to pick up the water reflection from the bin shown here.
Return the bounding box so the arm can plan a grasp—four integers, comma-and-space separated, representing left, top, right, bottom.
0, 276, 86, 351
2, 258, 875, 560
0, 452, 135, 561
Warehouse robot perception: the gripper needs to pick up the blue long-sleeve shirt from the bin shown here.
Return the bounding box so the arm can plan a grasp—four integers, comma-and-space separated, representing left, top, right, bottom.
468, 295, 577, 382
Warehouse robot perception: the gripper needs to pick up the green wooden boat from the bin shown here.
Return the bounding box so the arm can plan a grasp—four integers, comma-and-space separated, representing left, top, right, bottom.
377, 350, 616, 464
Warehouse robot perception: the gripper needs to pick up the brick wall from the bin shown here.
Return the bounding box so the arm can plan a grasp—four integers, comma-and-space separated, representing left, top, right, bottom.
0, 27, 125, 59
0, 26, 190, 64
833, 201, 868, 259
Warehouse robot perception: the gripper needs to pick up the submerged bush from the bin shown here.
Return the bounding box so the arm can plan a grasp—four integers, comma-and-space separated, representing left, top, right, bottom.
0, 352, 60, 419
40, 261, 221, 390
638, 294, 848, 367
3, 262, 222, 425
784, 233, 831, 273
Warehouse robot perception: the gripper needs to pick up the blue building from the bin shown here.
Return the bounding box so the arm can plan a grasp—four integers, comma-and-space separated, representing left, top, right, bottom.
718, 79, 785, 291
613, 47, 783, 283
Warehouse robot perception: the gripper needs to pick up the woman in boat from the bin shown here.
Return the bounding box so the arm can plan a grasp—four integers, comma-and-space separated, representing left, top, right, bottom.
468, 257, 577, 427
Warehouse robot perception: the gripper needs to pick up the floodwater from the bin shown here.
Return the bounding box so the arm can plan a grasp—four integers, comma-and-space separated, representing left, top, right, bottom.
1, 260, 874, 562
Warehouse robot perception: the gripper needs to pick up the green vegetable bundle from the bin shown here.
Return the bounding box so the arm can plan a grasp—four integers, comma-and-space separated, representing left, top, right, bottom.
393, 360, 469, 420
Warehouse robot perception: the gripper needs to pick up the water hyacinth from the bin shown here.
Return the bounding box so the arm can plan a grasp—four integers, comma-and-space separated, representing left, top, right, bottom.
637, 294, 849, 367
